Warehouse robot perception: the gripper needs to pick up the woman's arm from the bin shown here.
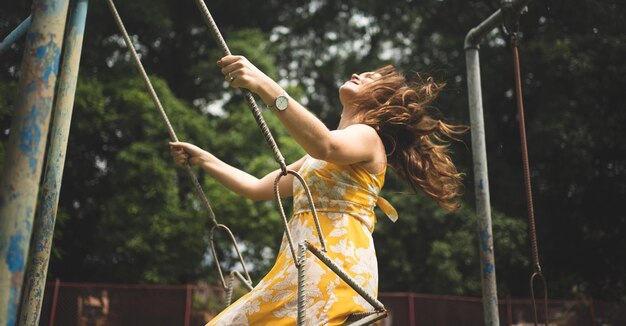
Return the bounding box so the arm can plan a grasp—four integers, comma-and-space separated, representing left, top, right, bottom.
218, 55, 382, 166
170, 141, 307, 201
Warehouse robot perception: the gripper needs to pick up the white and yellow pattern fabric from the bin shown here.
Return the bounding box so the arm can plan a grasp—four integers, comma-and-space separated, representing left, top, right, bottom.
207, 156, 397, 326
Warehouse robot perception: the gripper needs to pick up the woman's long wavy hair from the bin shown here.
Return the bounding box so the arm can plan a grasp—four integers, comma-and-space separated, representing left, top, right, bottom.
355, 65, 468, 211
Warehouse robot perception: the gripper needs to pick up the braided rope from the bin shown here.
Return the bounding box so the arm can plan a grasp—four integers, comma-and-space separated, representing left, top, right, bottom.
290, 172, 326, 252
296, 242, 308, 325
193, 0, 327, 261
298, 240, 387, 325
304, 241, 385, 312
191, 2, 386, 324
193, 0, 286, 172
106, 0, 251, 292
108, 2, 386, 324
106, 0, 217, 226
344, 312, 389, 326
209, 224, 252, 288
274, 170, 327, 266
224, 271, 234, 308
225, 270, 254, 307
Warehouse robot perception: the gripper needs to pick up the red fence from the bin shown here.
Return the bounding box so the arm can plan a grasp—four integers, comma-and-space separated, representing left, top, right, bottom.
40, 280, 193, 326
377, 292, 614, 326
37, 280, 623, 325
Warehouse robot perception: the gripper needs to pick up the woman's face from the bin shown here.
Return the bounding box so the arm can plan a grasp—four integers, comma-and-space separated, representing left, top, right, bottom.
339, 71, 381, 106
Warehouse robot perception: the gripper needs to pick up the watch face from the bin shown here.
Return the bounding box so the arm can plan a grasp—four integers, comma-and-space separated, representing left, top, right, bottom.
276, 95, 289, 110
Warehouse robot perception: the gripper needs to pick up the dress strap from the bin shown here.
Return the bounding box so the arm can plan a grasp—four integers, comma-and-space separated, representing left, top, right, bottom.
376, 196, 398, 223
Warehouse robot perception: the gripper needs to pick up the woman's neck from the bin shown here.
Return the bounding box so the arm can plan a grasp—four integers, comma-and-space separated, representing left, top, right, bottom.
338, 105, 360, 130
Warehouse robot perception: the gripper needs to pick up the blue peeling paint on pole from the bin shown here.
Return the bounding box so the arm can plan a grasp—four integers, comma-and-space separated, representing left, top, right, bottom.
18, 1, 88, 325
466, 44, 500, 326
465, 1, 529, 325
0, 16, 32, 56
0, 1, 70, 325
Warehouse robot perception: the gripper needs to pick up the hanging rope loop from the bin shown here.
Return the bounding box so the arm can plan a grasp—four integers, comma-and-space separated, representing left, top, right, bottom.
109, 2, 387, 323
530, 271, 549, 326
194, 0, 327, 261
105, 0, 246, 292
209, 224, 253, 289
273, 170, 327, 267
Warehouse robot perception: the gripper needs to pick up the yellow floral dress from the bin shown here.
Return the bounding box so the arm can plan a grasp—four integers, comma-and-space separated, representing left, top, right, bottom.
207, 156, 397, 326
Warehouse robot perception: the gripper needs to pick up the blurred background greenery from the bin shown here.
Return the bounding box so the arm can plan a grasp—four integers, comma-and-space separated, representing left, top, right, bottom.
1, 0, 624, 301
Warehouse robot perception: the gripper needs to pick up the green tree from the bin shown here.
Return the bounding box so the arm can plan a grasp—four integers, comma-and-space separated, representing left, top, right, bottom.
48, 74, 211, 283
1, 0, 625, 301
271, 0, 626, 300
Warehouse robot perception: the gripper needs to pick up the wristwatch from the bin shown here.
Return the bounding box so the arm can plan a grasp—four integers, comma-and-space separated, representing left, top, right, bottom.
268, 91, 289, 112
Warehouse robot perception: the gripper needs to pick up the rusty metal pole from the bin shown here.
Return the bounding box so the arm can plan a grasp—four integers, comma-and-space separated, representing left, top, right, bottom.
17, 1, 89, 325
0, 1, 70, 325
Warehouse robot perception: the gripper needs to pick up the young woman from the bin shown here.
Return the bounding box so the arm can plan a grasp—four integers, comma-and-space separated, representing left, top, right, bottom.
170, 55, 465, 325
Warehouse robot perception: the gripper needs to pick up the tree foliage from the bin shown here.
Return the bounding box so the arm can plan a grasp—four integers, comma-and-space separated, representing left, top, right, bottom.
1, 0, 624, 300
